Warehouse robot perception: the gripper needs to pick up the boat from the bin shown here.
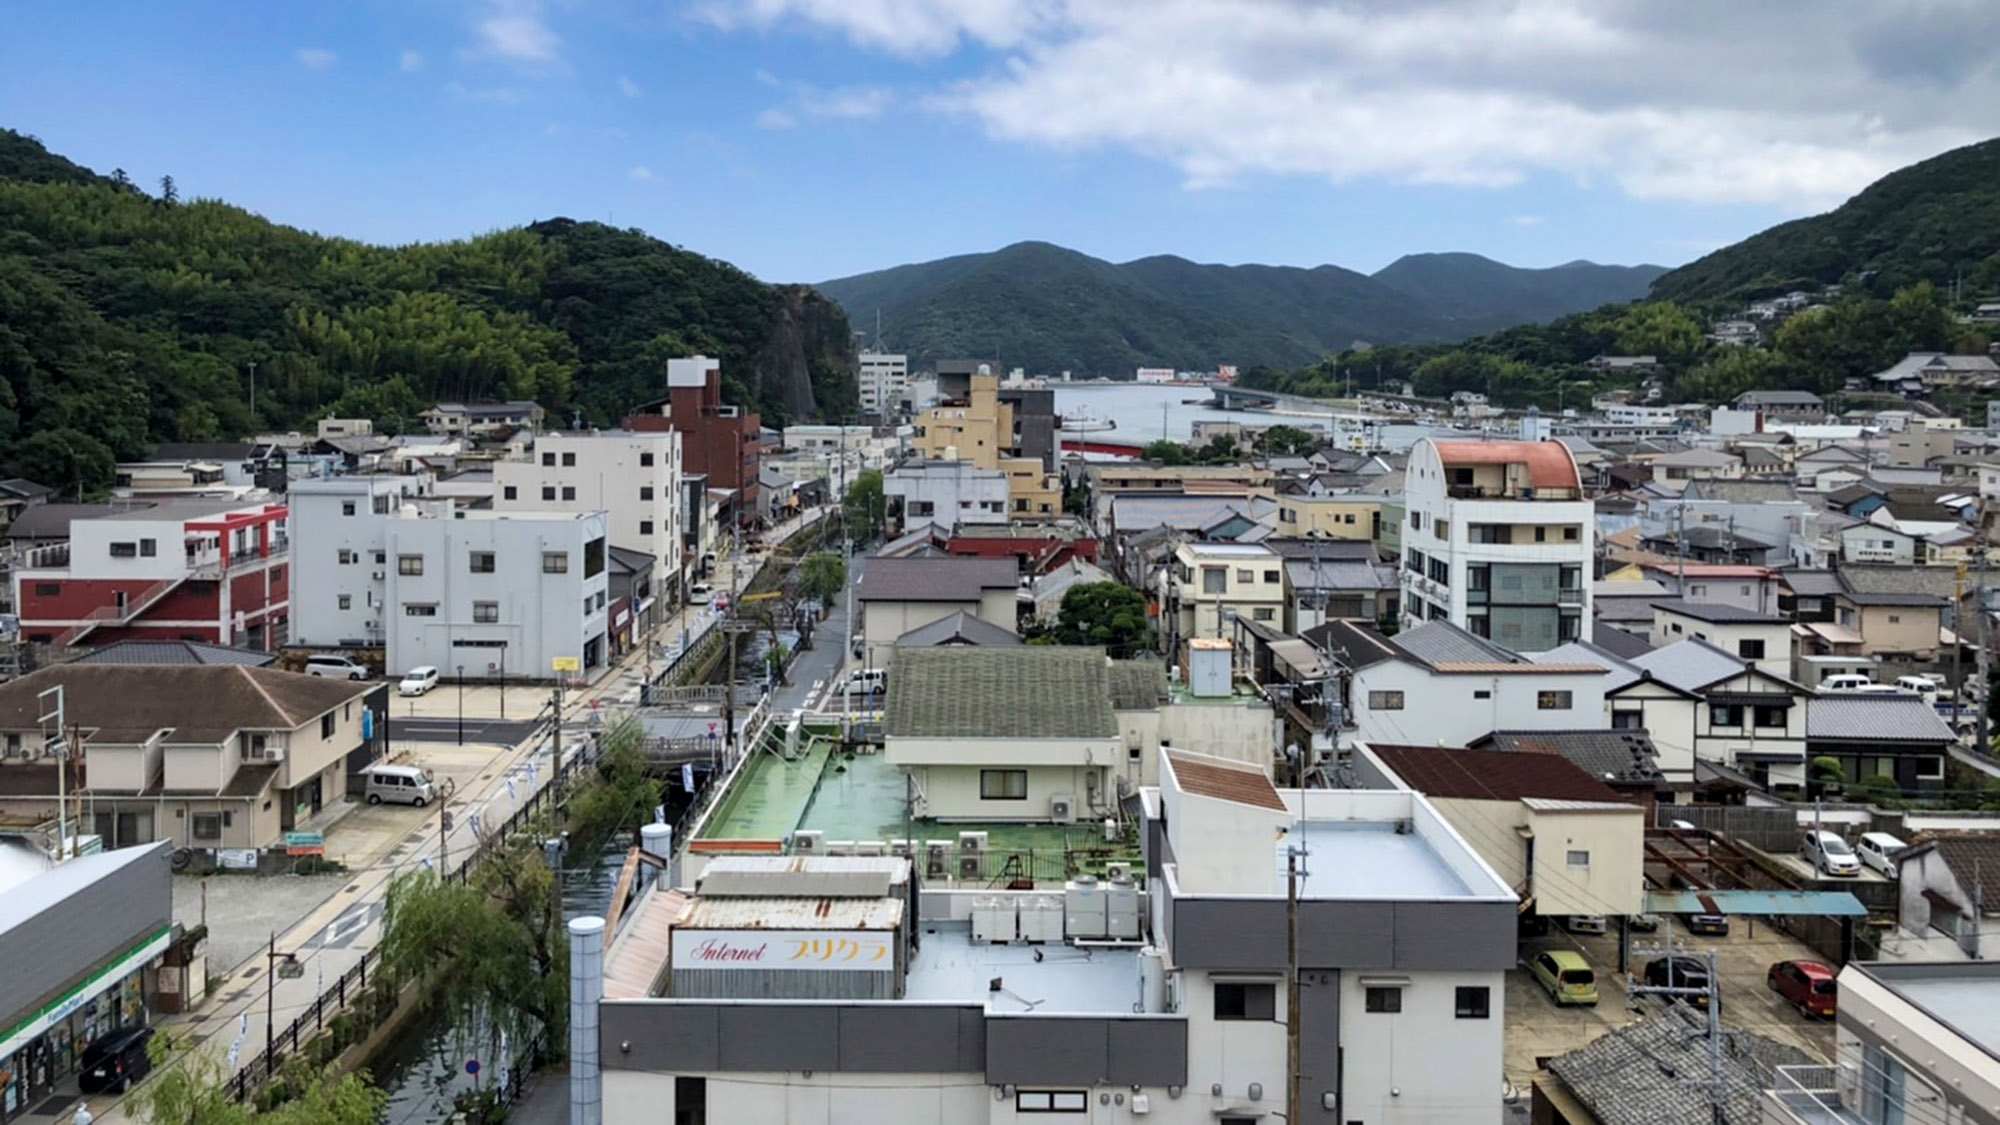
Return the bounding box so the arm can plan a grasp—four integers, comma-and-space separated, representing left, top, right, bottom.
1057, 412, 1117, 433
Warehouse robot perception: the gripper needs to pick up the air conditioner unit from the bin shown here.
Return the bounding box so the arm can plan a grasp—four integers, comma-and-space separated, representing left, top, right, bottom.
925, 840, 953, 880
363, 620, 379, 631
792, 830, 824, 854
1050, 795, 1076, 825
958, 852, 988, 879
889, 839, 915, 859
1106, 862, 1132, 881
957, 830, 988, 854
372, 570, 385, 580
263, 745, 286, 762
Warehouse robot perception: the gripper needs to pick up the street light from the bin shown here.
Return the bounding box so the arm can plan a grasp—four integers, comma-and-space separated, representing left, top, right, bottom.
265, 933, 302, 1070
456, 665, 465, 745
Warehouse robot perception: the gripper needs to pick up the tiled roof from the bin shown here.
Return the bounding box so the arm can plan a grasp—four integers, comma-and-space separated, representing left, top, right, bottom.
1391, 621, 1527, 667
857, 557, 1018, 603
0, 665, 371, 744
1164, 750, 1285, 812
894, 610, 1022, 648
70, 640, 278, 668
1628, 639, 1749, 693
1546, 1004, 1811, 1125
1657, 602, 1786, 625
884, 647, 1115, 740
1904, 834, 2000, 910
1472, 730, 1665, 784
1837, 592, 1948, 608
1108, 661, 1167, 710
1777, 569, 1850, 597
1590, 627, 1655, 661
1807, 695, 1955, 743
1430, 439, 1580, 489
1365, 743, 1626, 803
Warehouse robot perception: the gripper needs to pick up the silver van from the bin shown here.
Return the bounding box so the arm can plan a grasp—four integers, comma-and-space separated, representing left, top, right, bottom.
364, 765, 436, 807
305, 654, 370, 681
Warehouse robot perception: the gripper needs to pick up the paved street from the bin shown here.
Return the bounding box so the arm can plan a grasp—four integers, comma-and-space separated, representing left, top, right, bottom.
387, 716, 541, 745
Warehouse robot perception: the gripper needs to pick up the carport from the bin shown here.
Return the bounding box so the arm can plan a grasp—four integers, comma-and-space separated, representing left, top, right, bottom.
1626, 889, 1868, 970
1631, 825, 1868, 970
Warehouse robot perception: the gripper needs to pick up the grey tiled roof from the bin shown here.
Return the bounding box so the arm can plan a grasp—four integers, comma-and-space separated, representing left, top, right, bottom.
1283, 559, 1394, 591
1108, 661, 1168, 710
884, 647, 1116, 739
1837, 592, 1948, 608
1628, 639, 1747, 693
1547, 1004, 1811, 1125
1660, 602, 1786, 624
1807, 695, 1955, 743
70, 640, 278, 668
1837, 564, 1976, 601
1777, 569, 1849, 597
1590, 627, 1655, 660
893, 611, 1022, 648
1473, 729, 1664, 783
857, 557, 1018, 603
1390, 621, 1527, 666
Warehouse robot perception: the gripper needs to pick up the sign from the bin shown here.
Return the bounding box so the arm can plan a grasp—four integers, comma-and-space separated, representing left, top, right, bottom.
671, 929, 893, 972
465, 1059, 481, 1076
551, 656, 581, 674
284, 831, 325, 857
217, 849, 259, 871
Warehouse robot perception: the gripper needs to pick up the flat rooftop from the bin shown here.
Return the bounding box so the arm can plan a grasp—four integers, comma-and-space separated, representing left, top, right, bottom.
1294, 823, 1470, 900
903, 922, 1144, 1015
1864, 964, 2000, 1059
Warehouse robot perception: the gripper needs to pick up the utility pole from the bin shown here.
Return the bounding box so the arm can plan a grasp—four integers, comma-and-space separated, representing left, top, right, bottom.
1979, 513, 1993, 754
1954, 562, 1967, 735
247, 361, 257, 418
1284, 834, 1308, 1125
552, 680, 568, 806
37, 686, 66, 857
1625, 944, 1726, 1125
439, 796, 451, 873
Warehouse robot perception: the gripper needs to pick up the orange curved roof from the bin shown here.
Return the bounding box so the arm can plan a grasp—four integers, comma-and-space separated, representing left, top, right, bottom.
1432, 440, 1580, 490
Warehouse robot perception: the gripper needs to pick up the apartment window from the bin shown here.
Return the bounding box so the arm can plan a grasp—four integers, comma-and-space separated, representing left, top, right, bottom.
341, 501, 356, 516
1710, 704, 1743, 728
1365, 986, 1403, 1013
1428, 557, 1449, 585
1202, 567, 1227, 594
470, 552, 496, 573
640, 520, 655, 535
561, 486, 576, 502
541, 452, 556, 466
1213, 981, 1276, 1020
374, 551, 385, 565
1563, 526, 1580, 541
1367, 690, 1405, 711
639, 452, 654, 467
542, 486, 557, 502
321, 712, 337, 738
139, 538, 157, 557
1015, 1091, 1088, 1113
192, 813, 223, 841
473, 601, 499, 624
1405, 548, 1425, 575
979, 769, 1028, 800
1565, 849, 1590, 867
639, 486, 654, 501
1534, 526, 1547, 542
1410, 509, 1421, 530
1738, 639, 1766, 660
1434, 519, 1449, 540
34, 582, 59, 597
338, 549, 356, 565
1252, 607, 1275, 622
1473, 689, 1492, 700
562, 452, 576, 467
398, 555, 424, 576
1537, 691, 1573, 710
1754, 705, 1787, 728
337, 594, 351, 610
503, 486, 517, 501
1455, 986, 1491, 1019
1263, 569, 1281, 584
1235, 568, 1254, 583
543, 552, 569, 574
404, 603, 437, 617
109, 542, 136, 558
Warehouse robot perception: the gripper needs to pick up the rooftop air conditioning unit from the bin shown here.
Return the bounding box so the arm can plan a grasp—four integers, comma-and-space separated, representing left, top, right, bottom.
1050, 794, 1077, 825
958, 852, 988, 880
958, 830, 989, 854
1106, 862, 1132, 881
925, 840, 953, 880
792, 830, 824, 854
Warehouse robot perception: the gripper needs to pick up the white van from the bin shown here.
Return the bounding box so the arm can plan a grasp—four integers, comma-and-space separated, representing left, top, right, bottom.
1820, 674, 1878, 693
1856, 832, 1907, 875
837, 667, 888, 699
363, 765, 436, 807
305, 654, 370, 681
1895, 675, 1946, 703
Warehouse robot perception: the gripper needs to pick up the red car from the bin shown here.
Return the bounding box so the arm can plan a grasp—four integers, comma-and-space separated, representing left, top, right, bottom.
1768, 959, 1837, 1017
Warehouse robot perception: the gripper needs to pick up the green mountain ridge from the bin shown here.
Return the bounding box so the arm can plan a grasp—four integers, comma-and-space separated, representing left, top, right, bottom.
1650, 136, 2000, 303
0, 128, 857, 498
816, 242, 1665, 375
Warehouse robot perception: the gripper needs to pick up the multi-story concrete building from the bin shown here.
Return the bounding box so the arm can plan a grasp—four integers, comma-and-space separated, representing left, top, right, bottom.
884, 459, 1009, 534
588, 748, 1515, 1125
625, 356, 762, 529
494, 429, 685, 606
290, 477, 611, 678
1401, 439, 1592, 652
858, 352, 909, 417
913, 369, 1058, 520
1162, 542, 1285, 647
12, 500, 291, 652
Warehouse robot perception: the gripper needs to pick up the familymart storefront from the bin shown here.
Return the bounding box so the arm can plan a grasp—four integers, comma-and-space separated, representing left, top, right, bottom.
0, 843, 172, 1121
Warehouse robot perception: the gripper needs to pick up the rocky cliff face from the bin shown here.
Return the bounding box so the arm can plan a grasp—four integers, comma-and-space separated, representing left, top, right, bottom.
743, 285, 860, 424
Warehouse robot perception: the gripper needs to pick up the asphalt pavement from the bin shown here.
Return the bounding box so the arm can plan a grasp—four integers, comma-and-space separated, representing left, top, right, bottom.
387, 716, 541, 745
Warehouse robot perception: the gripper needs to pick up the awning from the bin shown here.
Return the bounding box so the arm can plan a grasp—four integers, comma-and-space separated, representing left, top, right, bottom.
1804, 622, 1863, 645
1732, 749, 1806, 763
1644, 889, 1867, 916
1268, 638, 1328, 679
1707, 692, 1793, 707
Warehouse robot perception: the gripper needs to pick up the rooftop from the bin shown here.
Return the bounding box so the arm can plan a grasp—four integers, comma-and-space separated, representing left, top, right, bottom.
856, 557, 1018, 603
894, 611, 1022, 649
885, 647, 1116, 740
68, 640, 278, 668
1807, 695, 1955, 743
1362, 743, 1629, 803
1854, 961, 2000, 1064
903, 922, 1144, 1014
1429, 439, 1581, 490
0, 664, 371, 744
1294, 823, 1469, 899
1470, 730, 1665, 785
1163, 750, 1285, 811
1656, 602, 1787, 625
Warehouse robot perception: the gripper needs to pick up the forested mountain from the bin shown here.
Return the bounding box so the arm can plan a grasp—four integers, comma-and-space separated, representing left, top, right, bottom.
0, 129, 856, 498
814, 241, 1661, 374
1651, 137, 2000, 302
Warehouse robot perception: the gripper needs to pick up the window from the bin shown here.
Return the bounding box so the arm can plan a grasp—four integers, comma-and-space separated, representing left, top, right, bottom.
979, 769, 1028, 800
1916, 756, 1945, 780
1473, 689, 1492, 700
1236, 568, 1254, 583
639, 452, 654, 467
321, 712, 337, 738
561, 486, 576, 502
541, 451, 556, 466
1566, 849, 1590, 867
1213, 981, 1276, 1020
1754, 705, 1787, 728
1534, 526, 1547, 542
1263, 569, 1281, 584
542, 486, 557, 501
1202, 567, 1227, 594
1427, 557, 1448, 585
337, 594, 351, 610
562, 452, 576, 467
374, 551, 385, 565
1016, 1091, 1088, 1113
1537, 691, 1573, 710
1738, 639, 1766, 660
139, 538, 157, 557
640, 486, 654, 501
1454, 986, 1491, 1019
470, 552, 496, 573
1365, 986, 1403, 1013
34, 582, 59, 597
192, 813, 223, 840
398, 555, 424, 575
1434, 518, 1449, 539
404, 603, 437, 617
1563, 526, 1580, 541
1405, 548, 1425, 575
338, 549, 356, 565
543, 552, 569, 574
473, 601, 499, 624
1710, 704, 1743, 728
1888, 614, 1902, 624
503, 486, 517, 501
1252, 607, 1275, 622
341, 501, 356, 516
1367, 690, 1405, 711
109, 542, 137, 558
640, 520, 655, 536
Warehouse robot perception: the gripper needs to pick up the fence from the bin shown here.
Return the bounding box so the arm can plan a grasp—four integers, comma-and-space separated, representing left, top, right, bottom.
1656, 805, 1802, 853
224, 950, 380, 1103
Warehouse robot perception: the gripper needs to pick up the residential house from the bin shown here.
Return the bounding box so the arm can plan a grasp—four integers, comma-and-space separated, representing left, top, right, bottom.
1732, 389, 1824, 423
1544, 1006, 1811, 1125
1271, 487, 1381, 540
1832, 591, 1948, 664
1638, 523, 1780, 565
884, 459, 1009, 534
1274, 543, 1398, 633
1640, 564, 1783, 615
1467, 729, 1666, 800
1161, 542, 1285, 649
1807, 694, 1955, 792
1648, 448, 1744, 484
855, 557, 1018, 667
420, 400, 544, 437
0, 478, 53, 531
1649, 603, 1791, 678
1028, 556, 1116, 624
1870, 352, 2000, 395
1891, 834, 2000, 960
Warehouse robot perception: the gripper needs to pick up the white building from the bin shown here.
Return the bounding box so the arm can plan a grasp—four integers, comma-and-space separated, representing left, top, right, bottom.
591, 749, 1516, 1125
1402, 439, 1592, 652
859, 352, 909, 417
493, 430, 685, 604
884, 459, 1009, 534
290, 477, 611, 678
1162, 542, 1285, 647
1135, 367, 1175, 383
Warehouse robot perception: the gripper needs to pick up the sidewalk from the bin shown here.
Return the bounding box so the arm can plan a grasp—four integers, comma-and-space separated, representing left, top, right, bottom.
91, 509, 829, 1123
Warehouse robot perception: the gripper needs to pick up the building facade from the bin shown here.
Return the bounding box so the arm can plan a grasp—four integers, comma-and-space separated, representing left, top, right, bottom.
494, 430, 685, 606
625, 357, 762, 529
858, 352, 909, 417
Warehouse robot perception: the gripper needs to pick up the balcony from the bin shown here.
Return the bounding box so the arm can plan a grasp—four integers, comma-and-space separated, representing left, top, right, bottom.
1558, 588, 1584, 607
1765, 1064, 1866, 1124
1446, 485, 1580, 502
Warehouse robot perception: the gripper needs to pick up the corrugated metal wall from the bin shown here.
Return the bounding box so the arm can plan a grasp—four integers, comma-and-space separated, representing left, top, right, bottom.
668, 968, 898, 1001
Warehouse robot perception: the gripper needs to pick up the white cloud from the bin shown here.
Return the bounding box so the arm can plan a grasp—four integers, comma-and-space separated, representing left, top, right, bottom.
474, 1, 560, 65
628, 165, 659, 181
1510, 215, 1545, 227
756, 107, 798, 130
446, 81, 523, 105
400, 50, 425, 73
756, 81, 894, 129
618, 75, 642, 98
295, 48, 338, 71
702, 0, 2000, 212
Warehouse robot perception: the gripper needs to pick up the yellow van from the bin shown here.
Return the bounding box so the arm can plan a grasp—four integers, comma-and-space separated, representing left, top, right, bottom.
1530, 950, 1599, 1006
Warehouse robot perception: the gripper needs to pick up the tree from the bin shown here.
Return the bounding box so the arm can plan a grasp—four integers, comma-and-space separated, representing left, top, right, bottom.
1612, 302, 1702, 362
797, 551, 848, 608
1257, 424, 1318, 457
843, 469, 886, 540
11, 427, 115, 500
1140, 440, 1192, 466
130, 1037, 383, 1125
1054, 582, 1152, 656
158, 173, 177, 204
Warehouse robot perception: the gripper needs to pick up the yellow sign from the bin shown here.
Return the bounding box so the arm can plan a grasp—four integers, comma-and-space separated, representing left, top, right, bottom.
551, 656, 581, 673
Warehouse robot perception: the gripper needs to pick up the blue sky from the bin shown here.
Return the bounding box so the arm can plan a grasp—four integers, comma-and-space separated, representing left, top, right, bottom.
3, 1, 1994, 284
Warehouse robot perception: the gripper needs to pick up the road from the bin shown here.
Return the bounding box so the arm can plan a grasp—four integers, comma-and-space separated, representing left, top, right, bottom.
388, 716, 540, 745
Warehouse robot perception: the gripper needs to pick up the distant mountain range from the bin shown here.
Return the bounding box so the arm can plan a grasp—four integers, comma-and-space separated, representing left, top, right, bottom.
815, 242, 1665, 375
1650, 136, 2000, 303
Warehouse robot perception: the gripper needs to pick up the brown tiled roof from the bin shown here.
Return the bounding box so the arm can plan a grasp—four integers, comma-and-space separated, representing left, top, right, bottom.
1164, 750, 1286, 812
0, 665, 371, 744
1364, 743, 1626, 803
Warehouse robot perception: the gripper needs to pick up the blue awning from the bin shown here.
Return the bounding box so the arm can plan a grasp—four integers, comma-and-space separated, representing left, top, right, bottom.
1645, 889, 1867, 917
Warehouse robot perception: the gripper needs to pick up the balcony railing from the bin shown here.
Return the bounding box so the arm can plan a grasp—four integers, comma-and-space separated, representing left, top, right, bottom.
1765, 1064, 1865, 1125
1446, 485, 1580, 501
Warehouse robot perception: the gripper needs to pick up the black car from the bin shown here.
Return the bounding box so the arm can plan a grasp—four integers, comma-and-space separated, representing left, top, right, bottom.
1683, 912, 1730, 936
79, 1026, 154, 1094
1642, 955, 1715, 1008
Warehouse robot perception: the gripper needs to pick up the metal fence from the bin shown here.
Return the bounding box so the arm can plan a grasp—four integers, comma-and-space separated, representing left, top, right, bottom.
1655, 805, 1802, 853
224, 950, 380, 1103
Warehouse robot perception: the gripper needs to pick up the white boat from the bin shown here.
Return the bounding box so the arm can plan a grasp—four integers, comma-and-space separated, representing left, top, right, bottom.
1057, 412, 1117, 433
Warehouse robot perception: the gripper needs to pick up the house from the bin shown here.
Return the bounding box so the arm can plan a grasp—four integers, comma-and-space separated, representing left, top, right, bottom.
1275, 546, 1398, 633
1732, 389, 1824, 423
1649, 603, 1791, 678
1353, 741, 1644, 919
1467, 729, 1666, 799
894, 611, 1023, 650
908, 370, 1058, 520
420, 400, 544, 437
1647, 447, 1744, 484
1807, 694, 1955, 792
1637, 523, 1779, 565
68, 638, 278, 668
1271, 488, 1381, 540
1401, 439, 1592, 651
1316, 620, 1608, 749
1586, 354, 1661, 373
884, 459, 1009, 533
0, 664, 377, 849
0, 478, 52, 530
1640, 564, 1783, 614
1870, 352, 2000, 395
944, 521, 1099, 576
856, 557, 1018, 667
1028, 556, 1116, 623
1891, 834, 2000, 960
1541, 1004, 1811, 1125
1160, 542, 1285, 649
1776, 568, 1847, 624
1832, 591, 1948, 663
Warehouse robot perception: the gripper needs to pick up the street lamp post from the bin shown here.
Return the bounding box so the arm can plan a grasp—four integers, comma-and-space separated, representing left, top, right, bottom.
265, 934, 301, 1071
456, 665, 465, 745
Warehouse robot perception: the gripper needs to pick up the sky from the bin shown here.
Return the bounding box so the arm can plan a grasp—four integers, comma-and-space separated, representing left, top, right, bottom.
4, 1, 1998, 285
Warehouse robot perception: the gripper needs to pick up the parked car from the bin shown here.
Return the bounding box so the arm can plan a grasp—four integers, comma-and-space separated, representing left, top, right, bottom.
688, 583, 714, 605
837, 667, 888, 698
1643, 955, 1715, 1008
363, 764, 437, 807
398, 666, 441, 696
1802, 829, 1862, 877
79, 1026, 155, 1093
304, 654, 369, 681
1820, 673, 1880, 693
1561, 914, 1607, 935
1683, 913, 1730, 936
1856, 831, 1908, 876
1628, 913, 1662, 933
1529, 950, 1598, 1006
1895, 675, 1947, 703
1768, 959, 1837, 1018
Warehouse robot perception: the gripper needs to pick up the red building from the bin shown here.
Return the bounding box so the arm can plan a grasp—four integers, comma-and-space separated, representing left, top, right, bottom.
625, 356, 762, 528
945, 526, 1100, 576
13, 500, 290, 651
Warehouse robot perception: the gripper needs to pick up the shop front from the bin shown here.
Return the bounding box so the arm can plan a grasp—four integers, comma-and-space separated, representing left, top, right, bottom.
0, 937, 161, 1120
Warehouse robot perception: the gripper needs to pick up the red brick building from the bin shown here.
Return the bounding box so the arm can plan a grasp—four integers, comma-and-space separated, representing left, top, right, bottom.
624, 355, 762, 528
13, 500, 291, 651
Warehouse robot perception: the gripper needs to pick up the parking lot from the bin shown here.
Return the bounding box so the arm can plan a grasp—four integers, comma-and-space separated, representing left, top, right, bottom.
1505, 916, 1837, 1092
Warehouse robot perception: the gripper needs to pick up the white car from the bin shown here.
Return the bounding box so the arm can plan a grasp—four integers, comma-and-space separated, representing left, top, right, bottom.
1802, 829, 1861, 877
304, 654, 370, 681
398, 666, 441, 696
688, 583, 714, 605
